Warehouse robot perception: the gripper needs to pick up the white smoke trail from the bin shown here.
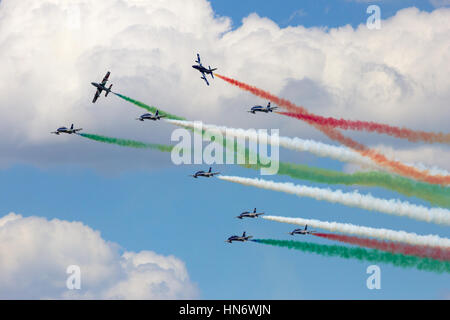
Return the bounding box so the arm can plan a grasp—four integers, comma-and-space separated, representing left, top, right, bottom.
263, 215, 450, 248
166, 119, 449, 175
218, 175, 450, 225
167, 119, 374, 167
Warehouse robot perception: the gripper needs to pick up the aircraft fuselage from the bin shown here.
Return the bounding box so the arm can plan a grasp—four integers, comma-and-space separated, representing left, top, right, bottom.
226, 237, 248, 243
192, 65, 213, 74
193, 172, 214, 178
91, 82, 109, 91
138, 114, 160, 121
250, 106, 271, 113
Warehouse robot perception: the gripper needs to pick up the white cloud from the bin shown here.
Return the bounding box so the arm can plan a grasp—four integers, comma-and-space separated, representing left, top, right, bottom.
0, 212, 198, 299
0, 1, 448, 171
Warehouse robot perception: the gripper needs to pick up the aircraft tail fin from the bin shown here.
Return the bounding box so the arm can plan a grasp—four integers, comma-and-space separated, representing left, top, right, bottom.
253, 208, 256, 213
155, 110, 159, 117
209, 66, 215, 78
70, 124, 74, 130
209, 167, 212, 173
243, 231, 246, 237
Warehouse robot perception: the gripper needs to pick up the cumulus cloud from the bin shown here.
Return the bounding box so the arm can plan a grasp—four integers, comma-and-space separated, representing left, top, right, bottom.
0, 213, 198, 299
0, 0, 448, 171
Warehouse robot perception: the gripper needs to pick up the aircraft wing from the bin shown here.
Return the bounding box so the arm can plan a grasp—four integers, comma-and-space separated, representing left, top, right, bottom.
101, 71, 110, 86
73, 128, 83, 133
201, 73, 209, 86
92, 89, 101, 103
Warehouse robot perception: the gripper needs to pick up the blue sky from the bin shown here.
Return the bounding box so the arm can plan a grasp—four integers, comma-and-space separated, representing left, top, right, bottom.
0, 0, 449, 299
211, 0, 436, 29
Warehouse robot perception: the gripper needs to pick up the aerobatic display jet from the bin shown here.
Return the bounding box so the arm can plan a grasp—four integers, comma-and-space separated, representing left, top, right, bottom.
51, 124, 82, 135
236, 208, 264, 219
225, 232, 253, 243
190, 167, 220, 178
287, 225, 316, 235
91, 71, 113, 103
248, 102, 278, 114
192, 54, 217, 86
136, 110, 166, 121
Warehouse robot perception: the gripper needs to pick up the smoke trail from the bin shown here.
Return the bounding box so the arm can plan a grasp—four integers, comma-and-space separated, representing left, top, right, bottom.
218, 175, 450, 225
167, 119, 450, 208
323, 126, 450, 185
114, 93, 186, 120
252, 239, 450, 274
213, 73, 449, 144
78, 126, 450, 208
167, 119, 450, 176
214, 73, 450, 185
276, 162, 450, 208
262, 215, 450, 248
78, 133, 174, 152
313, 233, 450, 261
277, 112, 450, 144
166, 119, 376, 167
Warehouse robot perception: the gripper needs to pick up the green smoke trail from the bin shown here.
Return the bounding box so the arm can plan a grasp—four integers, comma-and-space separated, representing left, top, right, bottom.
78, 133, 174, 152
252, 239, 450, 274
79, 126, 449, 207
114, 93, 185, 120
275, 162, 450, 208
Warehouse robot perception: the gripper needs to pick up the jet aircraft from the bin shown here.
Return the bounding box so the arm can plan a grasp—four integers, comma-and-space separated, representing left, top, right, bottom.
51, 124, 82, 135
136, 110, 166, 121
91, 71, 113, 103
248, 102, 278, 114
192, 54, 217, 86
287, 225, 316, 235
236, 208, 264, 219
190, 167, 220, 178
225, 231, 253, 243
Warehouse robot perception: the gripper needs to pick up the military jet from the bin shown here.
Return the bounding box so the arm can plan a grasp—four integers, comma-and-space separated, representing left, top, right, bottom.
287, 225, 316, 235
248, 102, 278, 114
136, 110, 166, 121
51, 124, 82, 135
236, 208, 264, 219
91, 71, 113, 103
190, 167, 220, 178
225, 232, 253, 243
192, 54, 217, 86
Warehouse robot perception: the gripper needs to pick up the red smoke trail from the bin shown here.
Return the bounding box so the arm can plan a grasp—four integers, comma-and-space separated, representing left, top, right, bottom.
278, 112, 450, 144
313, 233, 450, 262
214, 73, 449, 144
215, 73, 450, 185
